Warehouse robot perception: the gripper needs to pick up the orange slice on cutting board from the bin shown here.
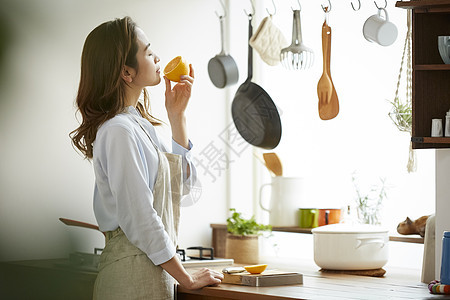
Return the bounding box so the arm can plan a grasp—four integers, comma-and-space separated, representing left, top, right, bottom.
244, 264, 268, 274
164, 56, 189, 82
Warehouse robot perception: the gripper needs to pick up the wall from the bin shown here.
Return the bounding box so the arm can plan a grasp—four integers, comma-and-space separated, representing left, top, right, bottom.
224, 0, 439, 271
0, 0, 229, 260
0, 0, 447, 274
247, 0, 435, 231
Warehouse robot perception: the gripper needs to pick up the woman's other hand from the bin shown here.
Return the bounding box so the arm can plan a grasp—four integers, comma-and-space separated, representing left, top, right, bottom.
184, 268, 224, 290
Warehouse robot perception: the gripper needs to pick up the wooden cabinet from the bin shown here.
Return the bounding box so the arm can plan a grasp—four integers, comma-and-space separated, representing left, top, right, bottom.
396, 0, 450, 149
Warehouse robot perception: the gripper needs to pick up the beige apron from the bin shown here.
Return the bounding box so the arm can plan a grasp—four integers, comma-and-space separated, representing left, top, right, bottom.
93, 114, 183, 300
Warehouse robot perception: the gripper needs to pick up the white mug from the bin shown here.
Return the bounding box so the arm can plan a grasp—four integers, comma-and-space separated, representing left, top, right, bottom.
363, 8, 398, 46
259, 177, 306, 226
432, 119, 443, 137
438, 36, 450, 64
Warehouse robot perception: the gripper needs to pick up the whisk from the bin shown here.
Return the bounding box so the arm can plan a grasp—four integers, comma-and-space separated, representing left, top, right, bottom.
281, 9, 314, 70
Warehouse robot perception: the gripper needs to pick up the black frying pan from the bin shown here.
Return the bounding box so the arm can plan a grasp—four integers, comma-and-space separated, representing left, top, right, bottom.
231, 16, 282, 149
208, 15, 239, 88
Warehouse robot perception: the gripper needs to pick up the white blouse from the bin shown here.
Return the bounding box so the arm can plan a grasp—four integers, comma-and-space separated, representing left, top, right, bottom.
92, 106, 197, 265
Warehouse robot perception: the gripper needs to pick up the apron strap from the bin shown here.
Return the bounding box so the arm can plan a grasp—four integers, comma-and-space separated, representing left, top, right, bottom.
129, 112, 160, 152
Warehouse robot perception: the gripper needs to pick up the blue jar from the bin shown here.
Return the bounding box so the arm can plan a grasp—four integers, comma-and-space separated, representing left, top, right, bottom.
441, 231, 450, 285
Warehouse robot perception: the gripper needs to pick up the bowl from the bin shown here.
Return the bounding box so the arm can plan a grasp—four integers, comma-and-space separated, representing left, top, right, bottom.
438, 36, 450, 64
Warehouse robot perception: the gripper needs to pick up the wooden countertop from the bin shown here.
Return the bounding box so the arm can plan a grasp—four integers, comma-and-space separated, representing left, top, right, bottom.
179, 257, 450, 300
2, 257, 449, 299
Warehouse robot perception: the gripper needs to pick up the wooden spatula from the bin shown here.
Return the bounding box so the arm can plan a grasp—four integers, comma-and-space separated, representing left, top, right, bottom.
263, 153, 283, 177
59, 217, 105, 236
317, 20, 339, 120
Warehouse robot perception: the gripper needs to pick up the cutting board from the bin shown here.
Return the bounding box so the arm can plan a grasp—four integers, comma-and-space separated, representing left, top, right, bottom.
182, 258, 233, 268
222, 270, 303, 287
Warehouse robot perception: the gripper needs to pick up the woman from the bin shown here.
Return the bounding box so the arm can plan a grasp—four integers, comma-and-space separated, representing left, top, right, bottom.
70, 16, 223, 299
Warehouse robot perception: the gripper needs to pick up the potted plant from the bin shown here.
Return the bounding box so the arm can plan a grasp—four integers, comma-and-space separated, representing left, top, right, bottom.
225, 208, 271, 264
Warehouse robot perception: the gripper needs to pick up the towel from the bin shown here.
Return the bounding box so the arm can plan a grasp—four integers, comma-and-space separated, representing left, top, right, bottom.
428, 280, 450, 294
249, 16, 288, 66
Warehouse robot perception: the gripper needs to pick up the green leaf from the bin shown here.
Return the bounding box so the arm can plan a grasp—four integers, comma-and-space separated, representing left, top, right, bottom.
226, 208, 272, 236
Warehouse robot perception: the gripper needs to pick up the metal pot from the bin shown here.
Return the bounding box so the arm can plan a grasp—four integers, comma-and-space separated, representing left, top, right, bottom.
311, 224, 389, 270
208, 14, 239, 88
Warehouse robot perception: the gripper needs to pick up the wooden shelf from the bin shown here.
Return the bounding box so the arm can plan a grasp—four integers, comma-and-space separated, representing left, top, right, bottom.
211, 223, 313, 234
389, 234, 424, 244
415, 64, 450, 70
412, 136, 450, 144
396, 0, 450, 12
396, 1, 450, 149
210, 224, 424, 257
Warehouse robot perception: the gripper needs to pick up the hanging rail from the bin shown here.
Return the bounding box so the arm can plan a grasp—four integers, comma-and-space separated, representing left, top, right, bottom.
292, 0, 301, 11
374, 0, 387, 9
266, 0, 276, 15
321, 0, 332, 12
215, 0, 226, 19
244, 0, 255, 17
351, 0, 361, 11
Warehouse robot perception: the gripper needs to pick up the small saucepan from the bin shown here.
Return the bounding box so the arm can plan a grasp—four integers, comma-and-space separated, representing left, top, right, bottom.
231, 15, 281, 149
208, 15, 239, 89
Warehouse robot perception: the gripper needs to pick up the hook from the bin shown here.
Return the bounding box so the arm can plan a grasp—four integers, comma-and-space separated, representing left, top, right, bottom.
244, 0, 255, 17
321, 0, 332, 12
351, 0, 361, 11
266, 0, 277, 16
292, 0, 301, 11
374, 0, 387, 9
215, 0, 226, 19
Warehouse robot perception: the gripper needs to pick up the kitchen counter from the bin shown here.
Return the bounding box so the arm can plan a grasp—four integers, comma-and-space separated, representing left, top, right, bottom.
178, 257, 450, 300
2, 257, 449, 299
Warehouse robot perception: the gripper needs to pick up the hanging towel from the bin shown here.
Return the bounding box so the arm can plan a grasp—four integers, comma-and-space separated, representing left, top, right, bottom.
250, 16, 288, 66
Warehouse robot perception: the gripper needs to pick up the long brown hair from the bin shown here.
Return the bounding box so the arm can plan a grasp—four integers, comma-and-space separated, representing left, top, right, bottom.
70, 16, 160, 159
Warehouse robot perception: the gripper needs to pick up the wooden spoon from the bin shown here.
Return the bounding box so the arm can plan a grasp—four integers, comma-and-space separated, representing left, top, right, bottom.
253, 152, 275, 176
59, 217, 105, 236
317, 20, 339, 120
263, 153, 283, 177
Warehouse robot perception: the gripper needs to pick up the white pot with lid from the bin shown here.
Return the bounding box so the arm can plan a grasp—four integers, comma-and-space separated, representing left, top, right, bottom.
311, 223, 389, 270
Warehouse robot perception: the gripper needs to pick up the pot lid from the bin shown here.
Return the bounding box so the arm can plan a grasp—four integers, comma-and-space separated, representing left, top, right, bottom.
311, 223, 389, 234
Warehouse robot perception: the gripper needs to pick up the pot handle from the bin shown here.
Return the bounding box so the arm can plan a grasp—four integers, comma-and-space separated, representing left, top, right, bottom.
355, 237, 386, 249
259, 183, 272, 212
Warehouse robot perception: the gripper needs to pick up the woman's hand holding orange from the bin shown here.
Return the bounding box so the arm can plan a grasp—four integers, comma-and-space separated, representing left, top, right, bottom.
164, 64, 194, 149
164, 64, 194, 122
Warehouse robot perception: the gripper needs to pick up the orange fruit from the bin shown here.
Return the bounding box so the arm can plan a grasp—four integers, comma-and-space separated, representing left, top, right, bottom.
164, 56, 189, 82
244, 264, 268, 274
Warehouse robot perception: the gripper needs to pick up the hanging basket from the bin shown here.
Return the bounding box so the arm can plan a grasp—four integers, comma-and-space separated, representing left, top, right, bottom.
388, 99, 412, 133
